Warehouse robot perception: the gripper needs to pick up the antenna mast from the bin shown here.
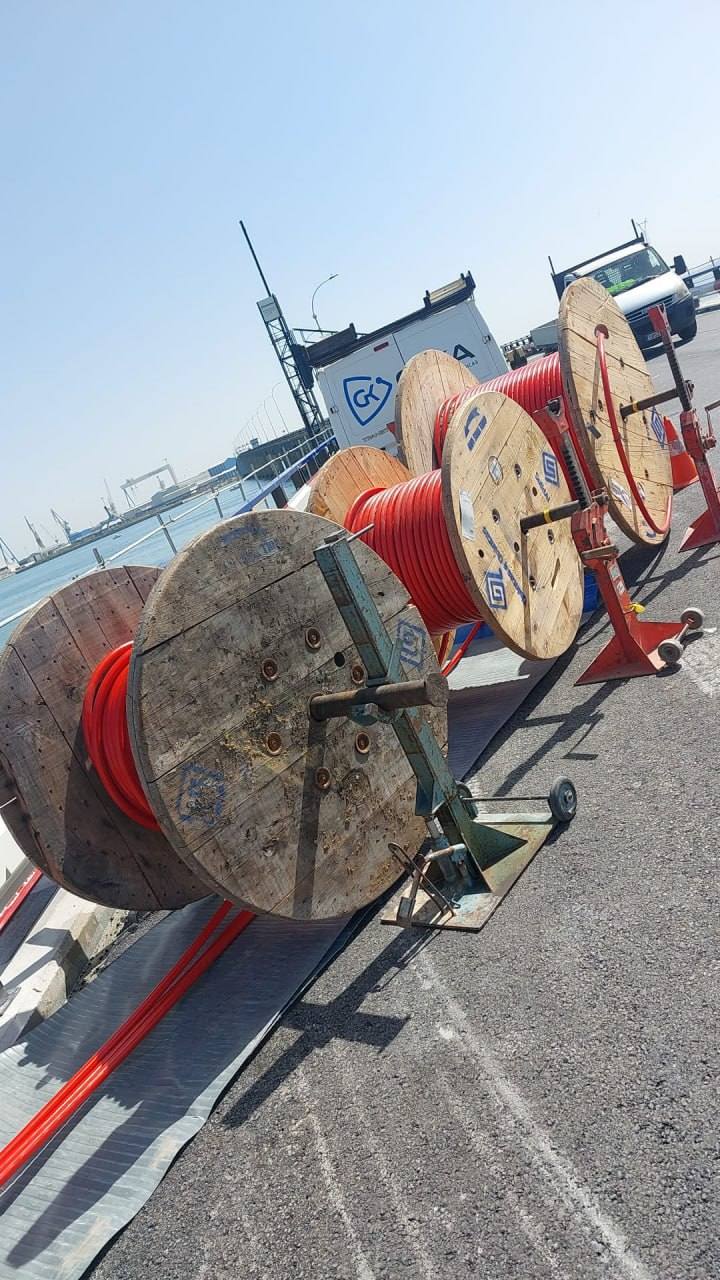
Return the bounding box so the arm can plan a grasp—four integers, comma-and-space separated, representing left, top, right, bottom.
239, 220, 326, 440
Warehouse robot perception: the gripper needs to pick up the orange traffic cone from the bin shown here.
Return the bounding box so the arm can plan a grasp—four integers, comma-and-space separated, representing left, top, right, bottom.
664, 416, 699, 491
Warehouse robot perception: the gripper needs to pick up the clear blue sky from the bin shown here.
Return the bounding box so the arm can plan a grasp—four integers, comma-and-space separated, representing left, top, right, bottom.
2, 0, 718, 555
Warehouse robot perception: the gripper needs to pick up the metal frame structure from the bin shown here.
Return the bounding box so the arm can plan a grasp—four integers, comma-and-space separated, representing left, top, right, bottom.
313, 528, 575, 931
240, 221, 327, 440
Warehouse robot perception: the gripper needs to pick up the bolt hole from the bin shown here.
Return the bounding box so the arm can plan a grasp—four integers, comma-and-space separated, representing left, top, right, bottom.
529, 576, 537, 590
266, 732, 282, 756
514, 463, 522, 478
492, 508, 500, 523
513, 541, 520, 553
532, 486, 538, 497
333, 652, 346, 667
644, 469, 649, 480
355, 732, 370, 755
478, 548, 485, 558
547, 529, 555, 544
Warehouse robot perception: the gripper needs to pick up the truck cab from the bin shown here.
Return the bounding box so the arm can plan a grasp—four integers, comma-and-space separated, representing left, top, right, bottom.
303, 273, 507, 453
550, 228, 697, 348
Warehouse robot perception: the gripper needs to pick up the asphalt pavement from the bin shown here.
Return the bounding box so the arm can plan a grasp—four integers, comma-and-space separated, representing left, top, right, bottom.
92, 312, 720, 1280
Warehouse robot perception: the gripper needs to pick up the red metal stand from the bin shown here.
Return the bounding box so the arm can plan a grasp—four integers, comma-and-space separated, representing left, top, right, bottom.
677, 402, 720, 550
534, 403, 690, 685
571, 498, 686, 684
646, 304, 720, 552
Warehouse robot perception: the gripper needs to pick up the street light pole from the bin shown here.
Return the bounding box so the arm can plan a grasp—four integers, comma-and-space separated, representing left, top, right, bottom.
311, 273, 338, 333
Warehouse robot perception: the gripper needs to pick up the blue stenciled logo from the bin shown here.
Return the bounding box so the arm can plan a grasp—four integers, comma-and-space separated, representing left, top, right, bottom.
464, 407, 488, 452
343, 376, 393, 427
396, 619, 426, 669
485, 568, 507, 610
650, 409, 666, 447
542, 450, 560, 487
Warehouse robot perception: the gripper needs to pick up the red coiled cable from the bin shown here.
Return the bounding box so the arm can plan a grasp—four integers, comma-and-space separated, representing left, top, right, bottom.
81, 642, 159, 830
433, 355, 566, 462
345, 472, 479, 635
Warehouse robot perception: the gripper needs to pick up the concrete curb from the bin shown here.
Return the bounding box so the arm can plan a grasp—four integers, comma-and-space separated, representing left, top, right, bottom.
0, 889, 126, 1052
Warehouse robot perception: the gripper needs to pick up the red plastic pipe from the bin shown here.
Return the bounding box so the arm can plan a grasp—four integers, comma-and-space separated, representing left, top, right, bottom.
0, 901, 253, 1189
0, 868, 42, 934
345, 472, 479, 635
81, 643, 159, 830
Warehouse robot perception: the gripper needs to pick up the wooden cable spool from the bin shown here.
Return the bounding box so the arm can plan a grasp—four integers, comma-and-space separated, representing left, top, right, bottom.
305, 392, 583, 660
127, 510, 446, 919
0, 567, 209, 910
395, 279, 672, 547
558, 277, 672, 545
395, 349, 479, 476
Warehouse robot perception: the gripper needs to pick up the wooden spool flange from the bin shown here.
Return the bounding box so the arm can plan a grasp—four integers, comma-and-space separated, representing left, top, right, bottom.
0, 567, 210, 910
559, 276, 672, 545
296, 396, 582, 659
440, 392, 582, 658
395, 349, 479, 477
127, 509, 446, 920
305, 447, 451, 658
306, 446, 411, 524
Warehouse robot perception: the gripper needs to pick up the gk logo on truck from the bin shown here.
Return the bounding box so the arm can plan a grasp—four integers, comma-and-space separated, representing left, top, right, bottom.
343, 376, 393, 427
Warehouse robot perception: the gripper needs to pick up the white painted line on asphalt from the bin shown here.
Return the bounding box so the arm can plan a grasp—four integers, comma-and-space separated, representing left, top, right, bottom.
329, 1040, 437, 1280
295, 1065, 376, 1280
681, 630, 720, 696
418, 953, 657, 1280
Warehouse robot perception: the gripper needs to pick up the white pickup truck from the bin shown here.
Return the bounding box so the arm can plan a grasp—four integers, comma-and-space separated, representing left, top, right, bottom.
302, 273, 507, 454
550, 225, 697, 348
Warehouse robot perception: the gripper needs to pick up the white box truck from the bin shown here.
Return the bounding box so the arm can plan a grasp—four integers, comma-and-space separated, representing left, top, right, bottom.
303, 273, 507, 454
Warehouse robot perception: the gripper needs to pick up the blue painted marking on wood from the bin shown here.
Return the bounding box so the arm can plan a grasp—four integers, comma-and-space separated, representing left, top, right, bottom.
176, 763, 226, 828
463, 408, 488, 452
396, 619, 426, 669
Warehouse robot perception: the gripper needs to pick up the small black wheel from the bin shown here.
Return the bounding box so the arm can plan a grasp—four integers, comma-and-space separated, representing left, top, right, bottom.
681, 606, 704, 631
548, 776, 577, 823
658, 637, 683, 666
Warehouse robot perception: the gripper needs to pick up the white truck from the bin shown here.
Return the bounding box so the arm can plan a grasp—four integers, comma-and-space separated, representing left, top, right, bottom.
302, 273, 507, 454
549, 223, 697, 348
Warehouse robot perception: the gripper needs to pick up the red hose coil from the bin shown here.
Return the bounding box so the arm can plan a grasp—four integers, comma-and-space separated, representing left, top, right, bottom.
345, 472, 479, 635
81, 642, 159, 830
433, 354, 566, 461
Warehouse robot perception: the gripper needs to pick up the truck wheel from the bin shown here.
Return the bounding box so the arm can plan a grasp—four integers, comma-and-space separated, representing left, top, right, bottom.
677, 317, 698, 343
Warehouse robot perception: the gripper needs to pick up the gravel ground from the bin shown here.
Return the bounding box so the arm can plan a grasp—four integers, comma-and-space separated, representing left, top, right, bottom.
91, 313, 720, 1280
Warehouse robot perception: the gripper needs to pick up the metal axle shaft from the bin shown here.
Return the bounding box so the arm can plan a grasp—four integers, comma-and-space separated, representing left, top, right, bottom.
309, 673, 448, 722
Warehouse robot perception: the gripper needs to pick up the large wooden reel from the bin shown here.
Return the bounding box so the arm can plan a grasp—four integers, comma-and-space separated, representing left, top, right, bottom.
395, 349, 479, 477
306, 446, 410, 524
127, 510, 446, 920
441, 392, 583, 658
559, 277, 672, 545
0, 568, 209, 910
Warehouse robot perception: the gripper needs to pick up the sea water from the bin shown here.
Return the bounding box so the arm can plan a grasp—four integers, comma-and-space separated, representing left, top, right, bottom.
0, 482, 259, 650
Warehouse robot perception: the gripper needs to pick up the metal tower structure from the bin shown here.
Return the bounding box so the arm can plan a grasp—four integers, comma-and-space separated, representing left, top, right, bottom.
240, 221, 326, 440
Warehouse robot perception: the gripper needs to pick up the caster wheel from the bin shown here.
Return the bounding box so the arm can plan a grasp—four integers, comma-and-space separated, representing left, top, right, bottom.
681, 606, 704, 631
658, 637, 683, 666
548, 776, 577, 823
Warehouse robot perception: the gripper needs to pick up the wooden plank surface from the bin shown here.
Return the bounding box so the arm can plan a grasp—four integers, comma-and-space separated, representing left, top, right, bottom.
307, 446, 410, 525
128, 510, 447, 920
441, 392, 583, 659
559, 277, 672, 545
0, 567, 210, 910
395, 350, 479, 476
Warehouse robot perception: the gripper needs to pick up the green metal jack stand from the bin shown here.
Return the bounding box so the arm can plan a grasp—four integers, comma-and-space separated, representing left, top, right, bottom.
313, 529, 577, 934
